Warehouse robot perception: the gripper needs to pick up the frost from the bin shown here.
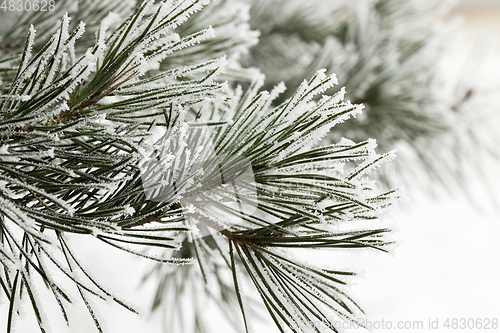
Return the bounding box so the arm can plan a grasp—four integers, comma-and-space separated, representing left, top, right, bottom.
46, 148, 55, 158
18, 25, 36, 74
0, 2, 402, 332
124, 206, 136, 215
189, 223, 200, 237
338, 137, 356, 146
99, 12, 121, 41
185, 204, 196, 214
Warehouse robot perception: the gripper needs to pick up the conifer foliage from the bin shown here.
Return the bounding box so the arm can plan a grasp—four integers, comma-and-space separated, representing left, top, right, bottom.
0, 0, 400, 332
246, 0, 495, 193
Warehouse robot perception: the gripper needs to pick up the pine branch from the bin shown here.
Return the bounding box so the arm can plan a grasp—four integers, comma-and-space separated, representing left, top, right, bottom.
144, 70, 401, 333
0, 0, 233, 330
